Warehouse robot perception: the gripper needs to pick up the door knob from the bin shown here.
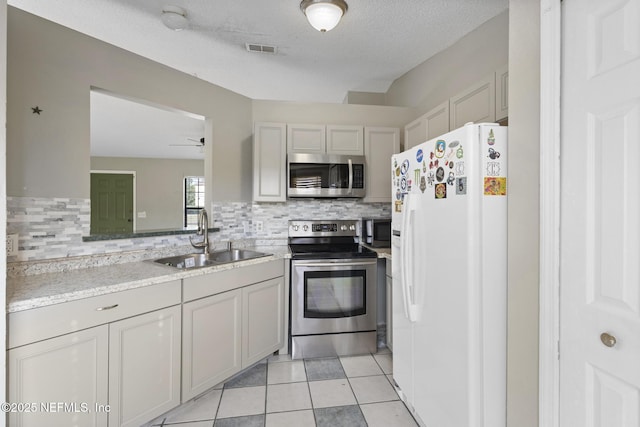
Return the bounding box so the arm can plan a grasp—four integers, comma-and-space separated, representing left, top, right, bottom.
600, 332, 617, 348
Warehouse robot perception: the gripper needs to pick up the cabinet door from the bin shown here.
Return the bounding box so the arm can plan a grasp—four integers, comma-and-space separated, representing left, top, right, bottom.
253, 122, 287, 202
287, 124, 326, 153
495, 65, 509, 121
242, 277, 285, 367
363, 127, 400, 203
424, 100, 450, 141
404, 115, 427, 150
326, 125, 364, 155
449, 74, 496, 130
8, 326, 109, 427
182, 289, 242, 401
108, 305, 181, 427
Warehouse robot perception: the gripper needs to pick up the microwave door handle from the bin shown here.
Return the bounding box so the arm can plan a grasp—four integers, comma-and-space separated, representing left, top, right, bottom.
348, 158, 353, 195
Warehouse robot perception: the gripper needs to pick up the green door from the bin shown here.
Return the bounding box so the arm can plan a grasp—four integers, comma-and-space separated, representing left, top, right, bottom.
90, 173, 134, 234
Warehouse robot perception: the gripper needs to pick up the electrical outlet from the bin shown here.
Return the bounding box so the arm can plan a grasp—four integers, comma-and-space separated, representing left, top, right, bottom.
6, 234, 18, 256
255, 221, 264, 232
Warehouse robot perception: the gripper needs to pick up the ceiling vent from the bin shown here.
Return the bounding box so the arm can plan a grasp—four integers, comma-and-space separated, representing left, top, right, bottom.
245, 43, 278, 54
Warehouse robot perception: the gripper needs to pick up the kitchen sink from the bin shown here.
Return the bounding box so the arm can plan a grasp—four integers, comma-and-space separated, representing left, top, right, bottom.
154, 249, 270, 269
209, 249, 269, 263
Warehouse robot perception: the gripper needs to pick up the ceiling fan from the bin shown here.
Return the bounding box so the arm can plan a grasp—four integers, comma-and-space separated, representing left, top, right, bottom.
169, 137, 205, 147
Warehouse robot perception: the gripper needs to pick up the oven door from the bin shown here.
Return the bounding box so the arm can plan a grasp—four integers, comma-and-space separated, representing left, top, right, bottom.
291, 258, 377, 336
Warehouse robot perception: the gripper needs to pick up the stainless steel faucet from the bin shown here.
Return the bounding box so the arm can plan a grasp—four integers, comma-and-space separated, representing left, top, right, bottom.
190, 209, 210, 254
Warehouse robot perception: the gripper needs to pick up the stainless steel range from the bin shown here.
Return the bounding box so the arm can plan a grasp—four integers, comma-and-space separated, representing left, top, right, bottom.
289, 219, 378, 360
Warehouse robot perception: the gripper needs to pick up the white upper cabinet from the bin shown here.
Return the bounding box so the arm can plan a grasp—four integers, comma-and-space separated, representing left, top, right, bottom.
449, 73, 496, 130
288, 124, 364, 155
253, 122, 287, 202
287, 124, 326, 153
326, 125, 364, 155
404, 115, 428, 150
425, 100, 450, 141
495, 64, 509, 121
364, 126, 400, 203
404, 101, 450, 150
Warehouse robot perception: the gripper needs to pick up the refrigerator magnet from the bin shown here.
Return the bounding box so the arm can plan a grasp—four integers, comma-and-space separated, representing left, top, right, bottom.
436, 167, 445, 182
427, 171, 435, 187
455, 161, 465, 176
416, 149, 424, 162
456, 177, 467, 195
486, 162, 501, 176
401, 160, 409, 175
435, 183, 447, 199
447, 172, 455, 186
488, 129, 496, 145
484, 177, 507, 196
435, 140, 446, 158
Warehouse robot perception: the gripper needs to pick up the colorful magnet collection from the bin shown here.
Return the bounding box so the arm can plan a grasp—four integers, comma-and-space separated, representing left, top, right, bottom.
392, 138, 468, 202
392, 127, 507, 204
483, 128, 507, 196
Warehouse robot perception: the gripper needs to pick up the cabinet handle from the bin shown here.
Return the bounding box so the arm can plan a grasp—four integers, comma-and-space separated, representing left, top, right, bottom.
96, 304, 119, 311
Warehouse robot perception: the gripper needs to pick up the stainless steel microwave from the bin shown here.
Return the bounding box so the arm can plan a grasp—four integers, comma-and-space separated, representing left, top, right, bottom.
362, 217, 391, 248
287, 153, 366, 198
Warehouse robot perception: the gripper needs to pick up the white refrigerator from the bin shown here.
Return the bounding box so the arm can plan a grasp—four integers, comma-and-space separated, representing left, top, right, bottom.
391, 123, 507, 427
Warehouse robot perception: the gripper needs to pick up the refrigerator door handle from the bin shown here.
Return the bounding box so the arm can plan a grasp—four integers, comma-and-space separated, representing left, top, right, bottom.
347, 158, 353, 195
400, 194, 419, 322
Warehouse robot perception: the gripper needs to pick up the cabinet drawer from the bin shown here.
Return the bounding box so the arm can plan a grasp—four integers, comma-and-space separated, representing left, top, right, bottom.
183, 259, 284, 302
8, 280, 181, 349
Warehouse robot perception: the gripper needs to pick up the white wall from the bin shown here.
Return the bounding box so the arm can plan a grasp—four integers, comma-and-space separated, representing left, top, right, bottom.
506, 1, 540, 426
1, 0, 7, 420
385, 10, 508, 115
6, 7, 253, 204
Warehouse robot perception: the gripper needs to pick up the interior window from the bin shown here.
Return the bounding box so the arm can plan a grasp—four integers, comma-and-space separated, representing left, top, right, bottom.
184, 176, 205, 228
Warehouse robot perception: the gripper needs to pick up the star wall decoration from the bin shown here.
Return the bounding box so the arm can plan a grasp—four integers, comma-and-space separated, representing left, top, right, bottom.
31, 106, 43, 115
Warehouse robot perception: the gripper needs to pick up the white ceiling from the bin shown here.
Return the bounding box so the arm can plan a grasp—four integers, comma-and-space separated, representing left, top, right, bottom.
9, 0, 508, 159
9, 0, 508, 103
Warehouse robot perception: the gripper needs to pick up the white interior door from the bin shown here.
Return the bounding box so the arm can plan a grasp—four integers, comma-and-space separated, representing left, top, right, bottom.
560, 0, 640, 425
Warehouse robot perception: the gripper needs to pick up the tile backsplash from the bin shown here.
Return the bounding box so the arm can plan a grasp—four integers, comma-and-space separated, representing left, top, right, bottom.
7, 196, 390, 265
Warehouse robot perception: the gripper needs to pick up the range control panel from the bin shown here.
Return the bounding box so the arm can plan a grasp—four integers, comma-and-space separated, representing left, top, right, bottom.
288, 220, 358, 237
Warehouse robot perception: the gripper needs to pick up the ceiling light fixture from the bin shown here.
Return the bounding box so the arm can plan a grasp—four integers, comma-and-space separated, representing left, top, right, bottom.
161, 5, 188, 31
300, 0, 348, 32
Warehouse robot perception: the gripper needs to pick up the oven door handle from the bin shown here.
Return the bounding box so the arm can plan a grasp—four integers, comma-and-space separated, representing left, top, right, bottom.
292, 260, 377, 268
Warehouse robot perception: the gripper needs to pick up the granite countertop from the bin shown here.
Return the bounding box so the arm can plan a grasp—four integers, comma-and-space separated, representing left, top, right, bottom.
7, 245, 291, 313
362, 244, 392, 260
7, 244, 390, 314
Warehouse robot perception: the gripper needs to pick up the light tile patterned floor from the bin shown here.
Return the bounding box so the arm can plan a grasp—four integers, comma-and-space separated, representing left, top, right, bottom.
143, 348, 417, 427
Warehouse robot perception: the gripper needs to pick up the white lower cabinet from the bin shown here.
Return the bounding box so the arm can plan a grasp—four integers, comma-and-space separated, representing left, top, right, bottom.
7, 280, 181, 427
181, 259, 285, 401
182, 289, 243, 401
242, 277, 284, 367
108, 305, 181, 427
7, 261, 286, 426
8, 325, 110, 427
